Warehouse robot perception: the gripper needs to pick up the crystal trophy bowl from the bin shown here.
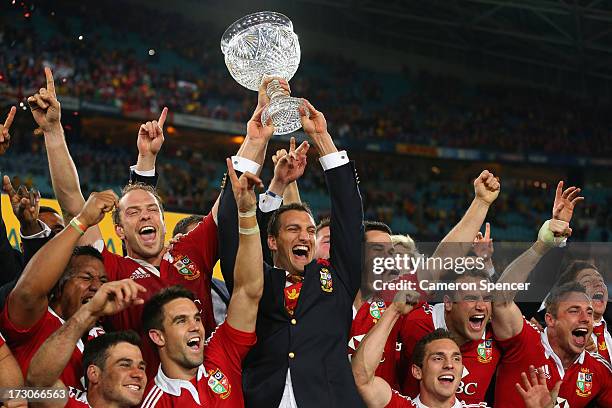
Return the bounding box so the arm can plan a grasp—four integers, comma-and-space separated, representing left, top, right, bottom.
221, 11, 305, 135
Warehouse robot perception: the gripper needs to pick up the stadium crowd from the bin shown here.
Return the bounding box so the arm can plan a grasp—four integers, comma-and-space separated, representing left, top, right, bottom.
0, 62, 609, 408
1, 0, 612, 157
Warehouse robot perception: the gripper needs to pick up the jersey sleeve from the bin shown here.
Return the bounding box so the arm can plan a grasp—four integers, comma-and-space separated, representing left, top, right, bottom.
181, 213, 219, 279
0, 292, 46, 339
595, 355, 612, 406
0, 331, 5, 347
494, 318, 541, 364
385, 389, 415, 408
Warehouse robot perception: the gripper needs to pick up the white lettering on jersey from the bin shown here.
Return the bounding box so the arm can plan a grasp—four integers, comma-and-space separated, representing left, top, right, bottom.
130, 267, 151, 280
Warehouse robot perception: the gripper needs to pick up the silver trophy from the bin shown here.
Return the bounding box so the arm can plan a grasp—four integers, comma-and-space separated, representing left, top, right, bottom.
221, 11, 306, 135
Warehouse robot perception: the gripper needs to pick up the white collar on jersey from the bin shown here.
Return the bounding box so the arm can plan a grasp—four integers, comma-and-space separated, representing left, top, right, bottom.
414, 395, 464, 408
154, 364, 206, 404
541, 328, 585, 379
431, 303, 487, 341
93, 238, 161, 278
125, 256, 161, 278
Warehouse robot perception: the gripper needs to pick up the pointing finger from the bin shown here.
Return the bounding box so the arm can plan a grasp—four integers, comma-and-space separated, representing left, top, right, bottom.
4, 106, 16, 129
44, 67, 56, 97
158, 107, 168, 128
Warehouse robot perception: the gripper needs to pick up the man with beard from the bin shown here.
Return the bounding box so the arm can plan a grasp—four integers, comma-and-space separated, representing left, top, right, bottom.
26, 279, 148, 408
495, 283, 612, 408
27, 67, 220, 380
139, 160, 264, 407
0, 190, 117, 391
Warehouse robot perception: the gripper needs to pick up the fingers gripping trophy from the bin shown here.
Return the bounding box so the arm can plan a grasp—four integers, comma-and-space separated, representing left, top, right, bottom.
221, 11, 307, 135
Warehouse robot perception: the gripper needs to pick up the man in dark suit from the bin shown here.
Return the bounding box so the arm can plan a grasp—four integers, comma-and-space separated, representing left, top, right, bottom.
218, 98, 365, 407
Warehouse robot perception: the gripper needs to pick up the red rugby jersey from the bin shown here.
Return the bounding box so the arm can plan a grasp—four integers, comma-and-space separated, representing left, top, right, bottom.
349, 299, 403, 389
398, 303, 500, 406
98, 214, 218, 380
0, 304, 104, 391
139, 322, 256, 408
495, 319, 612, 408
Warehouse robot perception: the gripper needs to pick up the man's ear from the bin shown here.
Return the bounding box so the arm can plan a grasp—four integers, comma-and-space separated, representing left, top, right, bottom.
544, 312, 555, 329
115, 224, 125, 240
87, 365, 101, 385
411, 364, 423, 381
148, 329, 166, 347
443, 295, 453, 312
268, 235, 277, 251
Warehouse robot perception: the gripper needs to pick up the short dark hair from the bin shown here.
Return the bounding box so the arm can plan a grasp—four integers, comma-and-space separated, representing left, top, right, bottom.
316, 217, 330, 234
446, 269, 492, 300
82, 330, 141, 388
557, 261, 598, 287
412, 328, 456, 367
49, 246, 105, 302
364, 220, 392, 235
545, 281, 588, 318
112, 183, 164, 225
39, 206, 60, 215
142, 285, 196, 334
267, 203, 314, 237
173, 215, 203, 237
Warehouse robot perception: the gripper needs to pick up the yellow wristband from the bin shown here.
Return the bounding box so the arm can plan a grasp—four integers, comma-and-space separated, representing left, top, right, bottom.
238, 208, 257, 218
239, 225, 260, 235
70, 218, 87, 235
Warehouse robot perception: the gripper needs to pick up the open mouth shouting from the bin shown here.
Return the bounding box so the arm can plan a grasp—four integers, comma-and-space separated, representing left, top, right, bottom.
571, 327, 589, 348
468, 314, 486, 331
186, 336, 202, 352
138, 226, 157, 246
437, 373, 456, 386
292, 245, 310, 263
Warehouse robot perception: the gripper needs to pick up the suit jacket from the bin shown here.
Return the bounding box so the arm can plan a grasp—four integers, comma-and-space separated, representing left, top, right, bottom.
218, 161, 365, 408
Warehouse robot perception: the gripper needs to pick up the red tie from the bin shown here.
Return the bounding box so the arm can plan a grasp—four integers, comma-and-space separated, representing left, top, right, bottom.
284, 274, 304, 316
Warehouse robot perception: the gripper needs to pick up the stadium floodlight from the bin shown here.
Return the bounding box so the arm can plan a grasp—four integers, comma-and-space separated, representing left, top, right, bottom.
221, 11, 306, 135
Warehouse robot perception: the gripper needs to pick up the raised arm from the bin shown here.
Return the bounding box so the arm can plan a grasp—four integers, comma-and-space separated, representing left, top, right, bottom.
492, 181, 581, 340
352, 301, 415, 408
421, 170, 500, 283
26, 279, 145, 408
224, 159, 264, 333
267, 137, 308, 205
7, 190, 117, 329
28, 67, 84, 220
299, 99, 363, 294
126, 107, 169, 189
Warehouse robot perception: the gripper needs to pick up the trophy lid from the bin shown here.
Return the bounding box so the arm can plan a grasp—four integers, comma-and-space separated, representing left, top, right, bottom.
221, 11, 294, 55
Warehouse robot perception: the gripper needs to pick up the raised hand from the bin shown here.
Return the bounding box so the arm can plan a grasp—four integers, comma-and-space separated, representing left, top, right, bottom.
27, 67, 61, 133
299, 99, 328, 139
272, 137, 309, 186
474, 170, 500, 205
473, 222, 494, 261
84, 279, 146, 318
138, 107, 168, 158
552, 181, 584, 224
246, 105, 275, 146
515, 366, 561, 408
2, 175, 40, 229
0, 106, 16, 155
76, 190, 118, 228
258, 76, 290, 110
226, 158, 264, 213
392, 290, 421, 315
